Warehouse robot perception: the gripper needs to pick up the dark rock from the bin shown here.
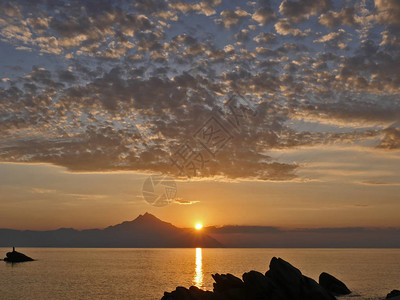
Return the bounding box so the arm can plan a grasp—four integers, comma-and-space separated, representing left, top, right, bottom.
221, 287, 245, 300
266, 257, 303, 300
242, 270, 285, 300
387, 290, 400, 299
242, 270, 271, 297
162, 285, 224, 300
162, 287, 191, 300
319, 272, 351, 295
209, 273, 245, 299
302, 275, 336, 300
3, 247, 34, 263
161, 257, 349, 300
188, 286, 216, 300
265, 257, 336, 300
212, 273, 244, 293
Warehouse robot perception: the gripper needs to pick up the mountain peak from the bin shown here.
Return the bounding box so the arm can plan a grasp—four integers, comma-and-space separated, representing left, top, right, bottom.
142, 212, 155, 218
135, 212, 161, 222
108, 212, 172, 230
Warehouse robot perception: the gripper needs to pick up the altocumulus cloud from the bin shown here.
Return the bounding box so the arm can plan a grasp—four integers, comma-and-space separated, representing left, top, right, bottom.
0, 0, 399, 181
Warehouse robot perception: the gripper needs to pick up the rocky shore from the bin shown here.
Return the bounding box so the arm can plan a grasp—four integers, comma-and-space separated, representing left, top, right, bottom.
162, 257, 352, 300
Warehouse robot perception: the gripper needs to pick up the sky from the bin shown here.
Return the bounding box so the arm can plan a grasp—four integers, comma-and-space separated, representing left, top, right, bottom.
0, 0, 399, 230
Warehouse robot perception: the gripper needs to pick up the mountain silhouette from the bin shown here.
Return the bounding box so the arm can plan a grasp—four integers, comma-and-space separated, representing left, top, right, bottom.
0, 213, 223, 248
1, 214, 399, 247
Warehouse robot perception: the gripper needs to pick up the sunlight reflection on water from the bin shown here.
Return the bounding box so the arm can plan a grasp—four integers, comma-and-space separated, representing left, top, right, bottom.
193, 248, 203, 288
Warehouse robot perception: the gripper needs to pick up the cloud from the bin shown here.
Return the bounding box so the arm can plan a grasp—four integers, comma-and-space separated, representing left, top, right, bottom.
252, 7, 276, 25
279, 0, 331, 23
319, 7, 357, 28
169, 0, 222, 16
216, 8, 250, 29
1, 24, 32, 44
234, 29, 250, 42
173, 198, 200, 205
0, 65, 300, 181
314, 29, 348, 49
31, 188, 57, 194
359, 180, 400, 186
0, 0, 156, 59
380, 30, 400, 49
0, 0, 399, 184
375, 0, 400, 26
274, 19, 310, 36
377, 126, 400, 149
253, 32, 276, 44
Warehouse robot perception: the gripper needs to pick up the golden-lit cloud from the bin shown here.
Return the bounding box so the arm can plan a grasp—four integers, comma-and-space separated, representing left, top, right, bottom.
0, 0, 398, 184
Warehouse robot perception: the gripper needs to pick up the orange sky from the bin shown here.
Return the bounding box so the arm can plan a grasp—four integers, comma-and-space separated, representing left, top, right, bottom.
0, 155, 399, 230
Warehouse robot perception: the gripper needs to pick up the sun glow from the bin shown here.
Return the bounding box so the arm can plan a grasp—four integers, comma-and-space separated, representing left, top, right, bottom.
195, 223, 203, 230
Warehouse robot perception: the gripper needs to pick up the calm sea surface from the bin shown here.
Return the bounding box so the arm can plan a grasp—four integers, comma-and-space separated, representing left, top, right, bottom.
0, 248, 399, 300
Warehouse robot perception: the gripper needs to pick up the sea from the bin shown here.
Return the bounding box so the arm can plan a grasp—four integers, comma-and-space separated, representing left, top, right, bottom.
0, 248, 399, 300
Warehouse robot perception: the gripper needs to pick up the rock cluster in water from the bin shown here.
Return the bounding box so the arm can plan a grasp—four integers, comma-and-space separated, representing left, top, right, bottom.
3, 247, 34, 262
162, 257, 351, 300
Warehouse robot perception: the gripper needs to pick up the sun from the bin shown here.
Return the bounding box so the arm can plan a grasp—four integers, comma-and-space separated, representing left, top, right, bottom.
195, 223, 203, 230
